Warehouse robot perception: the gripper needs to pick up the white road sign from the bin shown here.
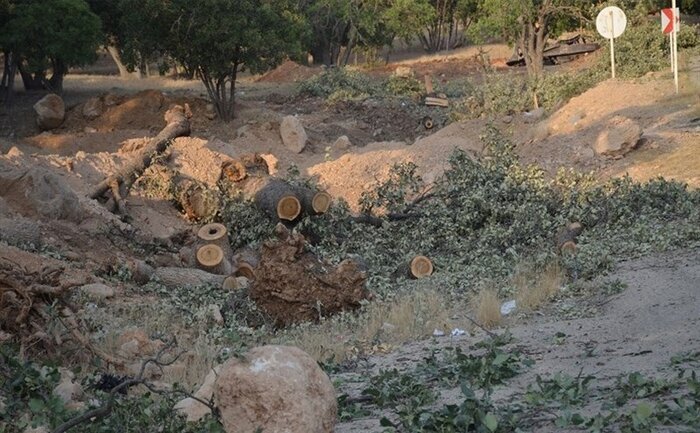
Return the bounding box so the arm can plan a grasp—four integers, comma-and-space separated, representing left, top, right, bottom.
596, 6, 627, 79
596, 6, 627, 39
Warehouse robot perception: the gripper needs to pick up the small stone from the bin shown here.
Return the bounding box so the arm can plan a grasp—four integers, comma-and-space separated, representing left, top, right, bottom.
502, 115, 513, 124
24, 426, 49, 433
82, 97, 104, 120
175, 366, 222, 422
393, 66, 413, 78
80, 283, 114, 300
333, 135, 352, 151
103, 93, 120, 107
83, 126, 97, 133
53, 368, 84, 405
208, 304, 224, 326
523, 107, 545, 124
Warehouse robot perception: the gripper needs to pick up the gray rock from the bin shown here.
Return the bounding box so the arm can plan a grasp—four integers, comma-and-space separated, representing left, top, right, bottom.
594, 116, 642, 157
82, 97, 104, 120
33, 94, 65, 130
279, 116, 307, 153
333, 135, 352, 151
81, 283, 115, 300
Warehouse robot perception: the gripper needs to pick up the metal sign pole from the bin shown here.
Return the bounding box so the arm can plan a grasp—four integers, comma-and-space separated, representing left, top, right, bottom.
609, 11, 616, 79
672, 0, 679, 93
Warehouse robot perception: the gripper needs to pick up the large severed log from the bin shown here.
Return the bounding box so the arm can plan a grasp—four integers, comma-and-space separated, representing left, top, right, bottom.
89, 105, 191, 215
254, 178, 302, 222
152, 267, 227, 288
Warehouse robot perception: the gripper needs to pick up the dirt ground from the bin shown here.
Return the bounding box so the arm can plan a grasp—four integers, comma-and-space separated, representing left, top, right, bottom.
1, 44, 699, 431
334, 247, 700, 432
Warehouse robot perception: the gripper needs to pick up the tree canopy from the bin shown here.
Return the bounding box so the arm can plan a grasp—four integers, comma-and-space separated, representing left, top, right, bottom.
0, 0, 102, 93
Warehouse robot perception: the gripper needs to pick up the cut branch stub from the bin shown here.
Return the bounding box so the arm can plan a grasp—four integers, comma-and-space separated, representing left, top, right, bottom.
311, 192, 332, 214
409, 256, 434, 279
254, 178, 303, 222
235, 262, 256, 280
221, 159, 247, 183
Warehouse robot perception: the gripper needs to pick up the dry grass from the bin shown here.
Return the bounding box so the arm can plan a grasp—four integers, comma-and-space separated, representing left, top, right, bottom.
273, 289, 452, 363
472, 288, 502, 329
514, 261, 564, 312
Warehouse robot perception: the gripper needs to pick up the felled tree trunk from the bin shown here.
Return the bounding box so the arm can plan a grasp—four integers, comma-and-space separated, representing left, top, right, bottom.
254, 179, 303, 222
249, 224, 369, 327
152, 267, 227, 288
89, 105, 191, 216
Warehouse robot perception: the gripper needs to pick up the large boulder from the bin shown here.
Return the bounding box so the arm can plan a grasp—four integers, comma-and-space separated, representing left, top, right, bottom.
214, 345, 337, 433
279, 116, 307, 153
593, 116, 642, 157
33, 94, 65, 130
0, 167, 83, 223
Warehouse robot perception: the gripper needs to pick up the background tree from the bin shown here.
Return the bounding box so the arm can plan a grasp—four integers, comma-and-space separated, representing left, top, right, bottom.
1, 0, 102, 93
0, 0, 14, 103
472, 0, 584, 79
117, 0, 305, 121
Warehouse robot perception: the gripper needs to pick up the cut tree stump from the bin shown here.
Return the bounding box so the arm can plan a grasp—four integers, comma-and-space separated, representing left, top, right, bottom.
254, 178, 302, 222
249, 224, 369, 327
401, 255, 434, 279
196, 244, 232, 275
189, 223, 234, 275
89, 105, 191, 216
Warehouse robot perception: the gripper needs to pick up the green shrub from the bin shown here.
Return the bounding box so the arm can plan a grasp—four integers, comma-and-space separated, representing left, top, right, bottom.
385, 75, 423, 98
297, 67, 379, 99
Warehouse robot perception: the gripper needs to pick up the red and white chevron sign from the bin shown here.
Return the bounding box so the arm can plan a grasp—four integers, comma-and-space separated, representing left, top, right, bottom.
661, 8, 680, 34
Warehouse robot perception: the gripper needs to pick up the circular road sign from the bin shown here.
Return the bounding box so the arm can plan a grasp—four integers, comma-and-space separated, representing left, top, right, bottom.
596, 6, 627, 39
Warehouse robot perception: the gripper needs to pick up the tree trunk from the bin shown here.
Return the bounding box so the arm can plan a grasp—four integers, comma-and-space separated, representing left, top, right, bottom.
47, 58, 67, 94
17, 63, 45, 91
152, 267, 226, 288
106, 45, 138, 79
397, 255, 434, 279
89, 105, 191, 216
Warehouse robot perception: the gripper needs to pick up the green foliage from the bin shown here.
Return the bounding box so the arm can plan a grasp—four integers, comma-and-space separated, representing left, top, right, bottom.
282, 126, 700, 298
0, 0, 102, 91
385, 75, 424, 98
383, 384, 511, 432
117, 0, 305, 120
362, 368, 437, 409
524, 372, 593, 408
298, 67, 379, 99
0, 346, 223, 433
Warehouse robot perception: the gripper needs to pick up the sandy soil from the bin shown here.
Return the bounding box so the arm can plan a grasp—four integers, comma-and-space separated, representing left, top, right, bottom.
334, 247, 700, 432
